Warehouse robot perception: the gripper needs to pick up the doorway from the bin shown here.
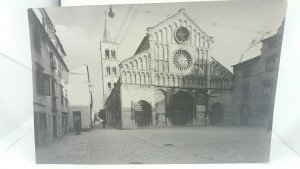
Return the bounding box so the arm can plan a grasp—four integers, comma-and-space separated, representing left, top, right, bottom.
210, 103, 224, 125
73, 111, 82, 130
52, 115, 57, 137
135, 100, 152, 127
169, 91, 194, 125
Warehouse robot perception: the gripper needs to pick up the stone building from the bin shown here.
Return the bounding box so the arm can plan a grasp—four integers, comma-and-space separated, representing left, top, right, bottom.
29, 8, 70, 146
231, 20, 284, 126
104, 9, 233, 129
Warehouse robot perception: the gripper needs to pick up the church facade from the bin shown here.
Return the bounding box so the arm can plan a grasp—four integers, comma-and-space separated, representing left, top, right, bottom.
103, 9, 234, 129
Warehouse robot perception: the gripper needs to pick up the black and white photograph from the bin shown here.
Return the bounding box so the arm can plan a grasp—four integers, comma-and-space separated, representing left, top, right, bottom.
28, 0, 287, 164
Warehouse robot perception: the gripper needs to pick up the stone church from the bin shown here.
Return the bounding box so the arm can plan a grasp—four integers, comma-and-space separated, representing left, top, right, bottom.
102, 9, 233, 129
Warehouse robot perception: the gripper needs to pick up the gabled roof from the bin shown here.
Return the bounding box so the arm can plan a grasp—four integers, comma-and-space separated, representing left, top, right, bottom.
148, 8, 214, 43
211, 57, 232, 74
133, 34, 150, 55
232, 55, 260, 68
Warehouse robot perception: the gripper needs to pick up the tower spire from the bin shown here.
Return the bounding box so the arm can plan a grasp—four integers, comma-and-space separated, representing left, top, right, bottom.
103, 12, 111, 42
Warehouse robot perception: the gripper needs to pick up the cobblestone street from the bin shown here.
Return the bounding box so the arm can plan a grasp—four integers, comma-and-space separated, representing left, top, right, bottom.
36, 124, 271, 164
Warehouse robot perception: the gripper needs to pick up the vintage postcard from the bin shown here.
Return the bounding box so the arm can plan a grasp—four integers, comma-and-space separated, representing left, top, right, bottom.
28, 0, 287, 164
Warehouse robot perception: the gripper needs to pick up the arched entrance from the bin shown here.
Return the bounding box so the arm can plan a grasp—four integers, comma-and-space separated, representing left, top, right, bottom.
169, 91, 194, 125
210, 103, 224, 125
134, 100, 152, 127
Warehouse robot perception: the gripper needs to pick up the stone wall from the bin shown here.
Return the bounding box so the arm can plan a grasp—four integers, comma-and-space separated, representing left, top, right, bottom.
120, 84, 154, 129
69, 106, 91, 131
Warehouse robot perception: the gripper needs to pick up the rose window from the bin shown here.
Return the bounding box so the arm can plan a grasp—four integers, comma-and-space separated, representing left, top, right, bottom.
173, 50, 192, 71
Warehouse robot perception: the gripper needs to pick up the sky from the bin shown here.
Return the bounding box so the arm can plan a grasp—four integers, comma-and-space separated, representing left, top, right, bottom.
45, 0, 286, 111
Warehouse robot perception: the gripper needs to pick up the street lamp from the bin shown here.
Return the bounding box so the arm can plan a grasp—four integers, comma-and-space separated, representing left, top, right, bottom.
108, 5, 115, 18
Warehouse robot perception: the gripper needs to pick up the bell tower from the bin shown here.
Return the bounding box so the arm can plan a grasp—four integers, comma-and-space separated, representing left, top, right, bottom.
100, 12, 120, 106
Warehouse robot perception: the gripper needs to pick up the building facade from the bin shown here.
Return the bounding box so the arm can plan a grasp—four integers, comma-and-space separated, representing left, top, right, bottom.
104, 9, 233, 129
29, 9, 70, 147
231, 20, 284, 126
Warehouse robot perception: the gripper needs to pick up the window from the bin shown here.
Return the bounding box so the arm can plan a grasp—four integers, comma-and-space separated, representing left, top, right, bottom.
111, 50, 116, 59
105, 49, 110, 59
65, 94, 69, 108
106, 66, 111, 75
58, 65, 62, 78
43, 75, 50, 96
108, 82, 111, 88
51, 80, 58, 97
60, 87, 64, 106
36, 70, 50, 96
265, 57, 275, 72
112, 67, 116, 75
50, 52, 57, 70
36, 71, 42, 94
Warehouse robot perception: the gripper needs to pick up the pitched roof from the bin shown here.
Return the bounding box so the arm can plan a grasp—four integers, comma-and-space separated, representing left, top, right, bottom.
133, 34, 150, 55
232, 55, 260, 68
211, 57, 232, 74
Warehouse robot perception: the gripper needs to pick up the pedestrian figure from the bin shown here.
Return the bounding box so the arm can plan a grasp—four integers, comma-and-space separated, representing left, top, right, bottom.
267, 118, 273, 133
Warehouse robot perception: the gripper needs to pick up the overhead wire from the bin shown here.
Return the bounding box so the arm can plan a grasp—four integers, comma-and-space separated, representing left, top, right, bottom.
238, 30, 273, 63
117, 4, 141, 50
115, 4, 133, 42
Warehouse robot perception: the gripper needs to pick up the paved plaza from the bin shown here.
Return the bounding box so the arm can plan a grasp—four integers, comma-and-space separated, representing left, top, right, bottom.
36, 124, 271, 164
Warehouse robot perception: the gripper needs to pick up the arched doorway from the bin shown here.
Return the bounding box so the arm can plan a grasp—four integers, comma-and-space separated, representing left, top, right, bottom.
134, 100, 152, 127
169, 91, 194, 125
210, 103, 224, 125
